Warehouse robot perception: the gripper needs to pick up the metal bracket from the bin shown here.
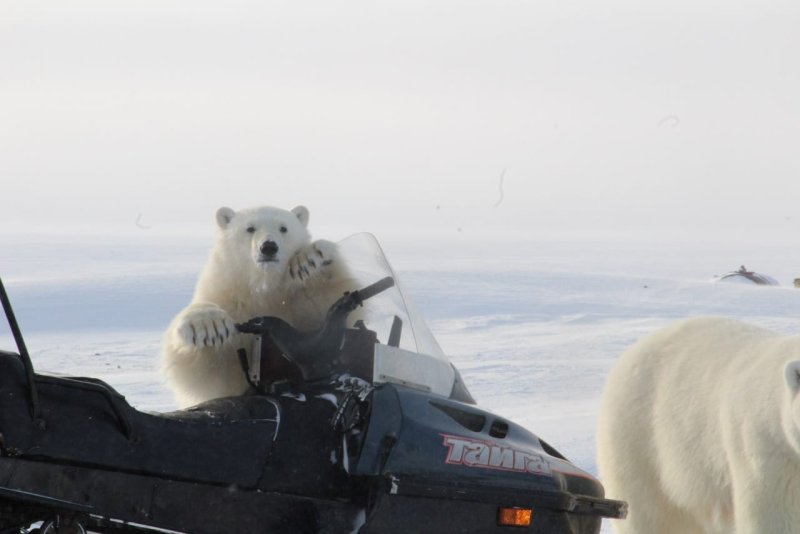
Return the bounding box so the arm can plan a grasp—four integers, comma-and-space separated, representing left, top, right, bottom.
248, 336, 262, 386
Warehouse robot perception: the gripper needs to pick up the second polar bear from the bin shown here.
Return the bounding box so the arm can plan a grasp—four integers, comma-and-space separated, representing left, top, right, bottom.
161, 205, 356, 408
597, 316, 800, 534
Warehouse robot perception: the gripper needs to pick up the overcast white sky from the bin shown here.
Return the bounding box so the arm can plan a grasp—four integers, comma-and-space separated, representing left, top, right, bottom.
1, 0, 799, 244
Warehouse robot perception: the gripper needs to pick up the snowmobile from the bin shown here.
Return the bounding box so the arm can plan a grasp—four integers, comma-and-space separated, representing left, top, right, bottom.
716, 265, 779, 286
0, 233, 627, 533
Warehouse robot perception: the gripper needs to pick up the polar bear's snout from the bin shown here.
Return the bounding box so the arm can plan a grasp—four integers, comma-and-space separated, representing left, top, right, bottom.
259, 240, 279, 262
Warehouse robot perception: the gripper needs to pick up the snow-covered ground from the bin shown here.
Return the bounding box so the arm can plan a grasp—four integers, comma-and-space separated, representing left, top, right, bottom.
3, 232, 800, 532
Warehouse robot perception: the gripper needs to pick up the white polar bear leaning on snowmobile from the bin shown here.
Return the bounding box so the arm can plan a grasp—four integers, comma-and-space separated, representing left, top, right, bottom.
160, 205, 356, 408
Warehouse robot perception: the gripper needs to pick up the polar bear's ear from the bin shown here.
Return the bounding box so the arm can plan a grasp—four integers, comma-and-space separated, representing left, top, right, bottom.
291, 206, 309, 228
784, 360, 800, 396
216, 207, 236, 229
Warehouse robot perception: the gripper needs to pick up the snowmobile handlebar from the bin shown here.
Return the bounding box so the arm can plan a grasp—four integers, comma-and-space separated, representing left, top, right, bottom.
236, 276, 394, 335
235, 276, 395, 382
350, 275, 395, 304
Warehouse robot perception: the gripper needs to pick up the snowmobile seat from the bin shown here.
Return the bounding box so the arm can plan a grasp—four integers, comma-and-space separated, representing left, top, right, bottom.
158, 394, 280, 422
0, 350, 280, 488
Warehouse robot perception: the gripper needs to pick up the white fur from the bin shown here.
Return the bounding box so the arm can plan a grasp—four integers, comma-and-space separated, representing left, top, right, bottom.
161, 205, 356, 408
597, 316, 800, 534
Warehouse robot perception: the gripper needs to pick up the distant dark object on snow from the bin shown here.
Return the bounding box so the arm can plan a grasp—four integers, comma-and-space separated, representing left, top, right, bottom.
716, 265, 779, 286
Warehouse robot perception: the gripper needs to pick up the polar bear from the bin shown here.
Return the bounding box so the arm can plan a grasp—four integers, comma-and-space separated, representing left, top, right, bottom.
161, 205, 356, 408
597, 316, 800, 534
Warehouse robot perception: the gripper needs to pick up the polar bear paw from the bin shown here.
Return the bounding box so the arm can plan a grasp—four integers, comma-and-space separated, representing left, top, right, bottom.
175, 305, 237, 348
287, 239, 337, 282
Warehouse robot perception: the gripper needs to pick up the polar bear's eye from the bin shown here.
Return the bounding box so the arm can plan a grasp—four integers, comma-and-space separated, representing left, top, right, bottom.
246, 226, 256, 234
280, 226, 287, 234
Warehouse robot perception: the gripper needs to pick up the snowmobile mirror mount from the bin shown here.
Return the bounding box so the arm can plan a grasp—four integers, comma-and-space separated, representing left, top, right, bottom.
0, 277, 41, 421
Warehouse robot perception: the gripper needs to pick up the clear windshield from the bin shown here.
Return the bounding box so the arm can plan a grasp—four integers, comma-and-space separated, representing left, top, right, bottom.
338, 233, 447, 362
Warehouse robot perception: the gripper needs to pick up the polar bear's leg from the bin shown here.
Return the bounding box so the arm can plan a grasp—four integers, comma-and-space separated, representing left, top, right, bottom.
605, 467, 705, 534
161, 302, 249, 407
284, 239, 339, 288
732, 494, 789, 534
598, 377, 701, 532
730, 466, 800, 534
161, 341, 250, 408
600, 432, 705, 533
168, 302, 237, 349
278, 240, 361, 332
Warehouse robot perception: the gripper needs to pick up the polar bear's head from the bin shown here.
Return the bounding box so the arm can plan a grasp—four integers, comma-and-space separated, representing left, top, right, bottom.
214, 205, 311, 277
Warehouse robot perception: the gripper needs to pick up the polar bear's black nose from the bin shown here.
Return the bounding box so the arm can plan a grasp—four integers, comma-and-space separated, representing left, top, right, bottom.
260, 240, 279, 257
